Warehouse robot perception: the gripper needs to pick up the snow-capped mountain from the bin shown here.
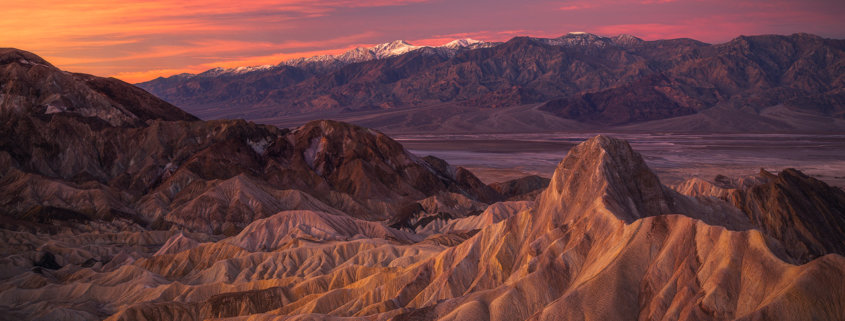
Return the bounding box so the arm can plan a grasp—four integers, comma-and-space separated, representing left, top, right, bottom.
281, 38, 493, 72
194, 65, 276, 78
154, 33, 644, 80
442, 38, 485, 49
136, 32, 845, 134
178, 38, 494, 79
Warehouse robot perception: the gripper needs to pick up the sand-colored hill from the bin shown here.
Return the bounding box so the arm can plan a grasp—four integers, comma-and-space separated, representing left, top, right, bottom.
2, 136, 843, 320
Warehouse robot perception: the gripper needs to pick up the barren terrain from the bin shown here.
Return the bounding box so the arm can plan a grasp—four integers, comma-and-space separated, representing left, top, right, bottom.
397, 132, 845, 187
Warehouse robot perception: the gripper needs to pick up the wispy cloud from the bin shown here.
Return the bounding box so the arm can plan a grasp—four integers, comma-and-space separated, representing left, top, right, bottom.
558, 3, 598, 11
0, 0, 429, 81
3, 0, 843, 82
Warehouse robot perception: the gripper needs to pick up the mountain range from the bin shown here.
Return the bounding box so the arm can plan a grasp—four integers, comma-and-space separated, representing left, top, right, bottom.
137, 32, 845, 132
2, 48, 845, 320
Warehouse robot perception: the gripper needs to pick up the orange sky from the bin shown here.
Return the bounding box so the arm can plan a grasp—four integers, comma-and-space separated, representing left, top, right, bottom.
3, 0, 844, 83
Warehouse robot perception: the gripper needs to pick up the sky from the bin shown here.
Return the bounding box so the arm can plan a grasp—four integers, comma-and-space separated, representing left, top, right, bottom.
2, 0, 844, 83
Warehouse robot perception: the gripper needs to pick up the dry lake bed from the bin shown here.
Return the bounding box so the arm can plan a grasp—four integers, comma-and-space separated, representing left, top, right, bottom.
395, 132, 845, 188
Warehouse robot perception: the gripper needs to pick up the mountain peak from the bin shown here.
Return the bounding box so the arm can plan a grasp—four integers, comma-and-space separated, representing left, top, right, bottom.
0, 48, 196, 125
532, 32, 611, 47
443, 38, 484, 49
370, 40, 420, 58
383, 39, 413, 46
611, 34, 644, 46
539, 135, 672, 223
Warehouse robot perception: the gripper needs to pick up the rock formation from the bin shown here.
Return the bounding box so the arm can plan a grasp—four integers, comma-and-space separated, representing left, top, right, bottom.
3, 133, 844, 320
1, 49, 516, 235
2, 48, 844, 320
676, 168, 845, 263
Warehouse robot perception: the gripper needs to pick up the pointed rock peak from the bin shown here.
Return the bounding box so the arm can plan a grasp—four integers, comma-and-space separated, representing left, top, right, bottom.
540, 135, 672, 222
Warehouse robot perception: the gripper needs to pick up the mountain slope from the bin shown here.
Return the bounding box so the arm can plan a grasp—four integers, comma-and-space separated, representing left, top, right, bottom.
137, 38, 496, 115
1, 48, 197, 126
137, 33, 845, 132
0, 49, 510, 234
675, 168, 845, 263
4, 136, 843, 320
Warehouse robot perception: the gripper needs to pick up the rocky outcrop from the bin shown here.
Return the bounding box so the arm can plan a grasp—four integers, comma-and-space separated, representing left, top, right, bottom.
4, 135, 843, 321
0, 50, 499, 234
537, 135, 676, 223
676, 168, 845, 263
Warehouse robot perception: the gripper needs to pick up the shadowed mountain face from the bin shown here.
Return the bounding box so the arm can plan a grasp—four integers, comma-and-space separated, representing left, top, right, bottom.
138, 33, 845, 130
0, 48, 197, 126
2, 49, 845, 320
675, 168, 845, 263
0, 49, 507, 235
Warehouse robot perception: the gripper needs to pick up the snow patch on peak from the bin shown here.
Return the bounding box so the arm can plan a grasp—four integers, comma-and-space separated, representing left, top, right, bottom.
443, 38, 483, 49
230, 65, 274, 74
180, 37, 495, 78
371, 40, 421, 58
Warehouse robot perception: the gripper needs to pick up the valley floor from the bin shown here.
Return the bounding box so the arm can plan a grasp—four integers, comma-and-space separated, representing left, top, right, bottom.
396, 132, 845, 187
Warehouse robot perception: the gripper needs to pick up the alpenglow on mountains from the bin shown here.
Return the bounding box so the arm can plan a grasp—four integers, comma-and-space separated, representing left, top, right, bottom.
177, 38, 495, 79
137, 32, 845, 132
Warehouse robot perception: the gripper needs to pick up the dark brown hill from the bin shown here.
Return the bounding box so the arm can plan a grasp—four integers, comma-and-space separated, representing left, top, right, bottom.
0, 50, 507, 234
1, 48, 197, 125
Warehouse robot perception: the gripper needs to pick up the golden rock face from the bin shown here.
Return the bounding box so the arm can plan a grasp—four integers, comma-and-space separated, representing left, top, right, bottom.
2, 135, 844, 321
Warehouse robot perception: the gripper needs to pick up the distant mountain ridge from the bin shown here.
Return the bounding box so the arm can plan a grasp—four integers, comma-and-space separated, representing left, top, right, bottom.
163, 38, 495, 80
137, 32, 845, 132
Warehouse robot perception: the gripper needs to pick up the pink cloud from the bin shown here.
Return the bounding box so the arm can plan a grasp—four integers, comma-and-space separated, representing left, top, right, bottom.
4, 0, 842, 82
559, 3, 597, 11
